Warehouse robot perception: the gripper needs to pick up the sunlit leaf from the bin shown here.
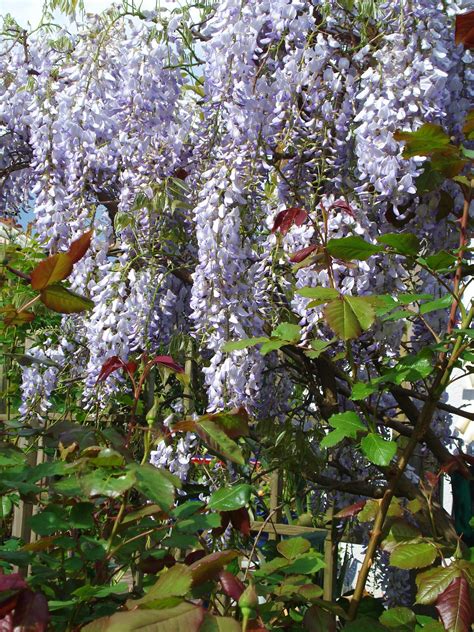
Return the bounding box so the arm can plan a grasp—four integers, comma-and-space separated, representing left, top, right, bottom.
435, 576, 473, 632
223, 337, 268, 352
188, 550, 239, 586
394, 124, 453, 158
326, 236, 382, 261
67, 230, 93, 264
40, 283, 94, 313
208, 484, 252, 511
416, 566, 462, 605
272, 322, 301, 342
360, 433, 397, 466
324, 295, 376, 340
271, 207, 308, 235
30, 253, 73, 290
277, 537, 311, 560
377, 233, 420, 256
81, 602, 205, 632
379, 607, 416, 630
390, 542, 438, 570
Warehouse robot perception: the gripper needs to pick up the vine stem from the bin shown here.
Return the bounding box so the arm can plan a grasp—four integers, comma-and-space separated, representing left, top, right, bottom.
17, 294, 40, 312
448, 195, 471, 333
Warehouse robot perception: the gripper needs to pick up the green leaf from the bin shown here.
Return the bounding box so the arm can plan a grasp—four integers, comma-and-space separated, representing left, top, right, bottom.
329, 411, 366, 438
461, 145, 474, 159
73, 582, 129, 601
277, 537, 311, 560
129, 565, 192, 608
131, 464, 178, 511
260, 339, 289, 355
297, 287, 340, 305
381, 520, 421, 553
81, 602, 205, 632
89, 447, 125, 467
171, 501, 204, 520
208, 484, 252, 511
30, 506, 70, 535
188, 550, 239, 586
416, 566, 461, 605
70, 503, 96, 529
326, 236, 382, 261
82, 469, 136, 499
360, 434, 397, 466
272, 322, 301, 342
351, 382, 378, 400
382, 309, 414, 322
390, 542, 438, 569
196, 420, 245, 465
324, 296, 376, 340
415, 616, 444, 631
320, 428, 347, 449
419, 295, 453, 315
379, 607, 416, 630
383, 350, 435, 385
282, 551, 325, 575
416, 162, 445, 193
423, 251, 457, 272
377, 233, 420, 256
40, 283, 94, 313
394, 124, 452, 158
223, 337, 268, 352
304, 339, 334, 359
343, 617, 387, 631
0, 496, 13, 520
397, 293, 434, 305
176, 513, 221, 532
0, 446, 28, 467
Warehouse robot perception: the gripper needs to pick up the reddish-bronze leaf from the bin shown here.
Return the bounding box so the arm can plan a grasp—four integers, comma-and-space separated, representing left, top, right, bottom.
290, 245, 318, 263
12, 590, 49, 632
184, 550, 206, 566
203, 406, 250, 439
172, 419, 198, 433
0, 594, 18, 620
1, 305, 35, 326
218, 570, 245, 601
0, 574, 27, 592
229, 507, 251, 536
271, 207, 308, 235
173, 167, 189, 180
335, 500, 367, 519
455, 11, 474, 48
67, 230, 93, 264
150, 355, 185, 373
30, 253, 73, 290
96, 356, 130, 383
329, 199, 355, 218
436, 576, 473, 632
188, 550, 239, 586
